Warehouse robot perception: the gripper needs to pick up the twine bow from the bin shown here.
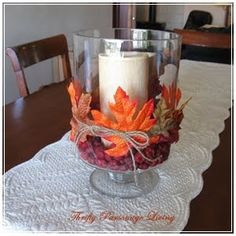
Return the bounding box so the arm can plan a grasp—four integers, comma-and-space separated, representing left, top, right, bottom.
74, 118, 159, 186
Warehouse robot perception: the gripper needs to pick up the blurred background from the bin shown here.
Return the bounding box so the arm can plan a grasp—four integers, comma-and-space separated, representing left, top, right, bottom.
4, 4, 232, 104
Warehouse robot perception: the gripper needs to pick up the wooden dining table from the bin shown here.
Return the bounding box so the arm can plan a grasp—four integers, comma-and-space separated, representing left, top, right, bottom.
4, 76, 232, 231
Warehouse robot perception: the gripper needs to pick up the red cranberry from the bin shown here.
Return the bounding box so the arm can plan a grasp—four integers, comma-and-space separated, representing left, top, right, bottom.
118, 165, 129, 171
96, 159, 107, 168
93, 147, 105, 160
134, 153, 144, 164
113, 155, 124, 161
93, 146, 103, 153
155, 148, 162, 158
78, 142, 89, 152
126, 162, 134, 171
104, 154, 112, 162
144, 146, 155, 159
86, 145, 94, 154
119, 159, 126, 165
96, 152, 105, 160
139, 163, 149, 170
108, 160, 119, 170
109, 160, 118, 166
124, 156, 132, 165
159, 143, 170, 158
87, 157, 95, 165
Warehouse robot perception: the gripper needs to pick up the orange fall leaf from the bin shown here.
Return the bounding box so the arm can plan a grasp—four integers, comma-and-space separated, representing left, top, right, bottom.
91, 86, 156, 157
162, 83, 182, 109
67, 81, 92, 141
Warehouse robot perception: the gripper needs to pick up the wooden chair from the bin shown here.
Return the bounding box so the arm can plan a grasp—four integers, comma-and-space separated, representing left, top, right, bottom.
6, 34, 72, 97
174, 28, 231, 49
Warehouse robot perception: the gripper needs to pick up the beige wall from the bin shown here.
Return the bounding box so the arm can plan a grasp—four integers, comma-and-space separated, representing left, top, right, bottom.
5, 5, 112, 104
156, 5, 185, 29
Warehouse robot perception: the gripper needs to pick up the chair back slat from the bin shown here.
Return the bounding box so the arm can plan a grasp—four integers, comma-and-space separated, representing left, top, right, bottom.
174, 29, 231, 49
6, 34, 72, 97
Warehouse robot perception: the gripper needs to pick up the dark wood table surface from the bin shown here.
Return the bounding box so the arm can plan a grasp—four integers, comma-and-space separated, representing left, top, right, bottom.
4, 81, 232, 232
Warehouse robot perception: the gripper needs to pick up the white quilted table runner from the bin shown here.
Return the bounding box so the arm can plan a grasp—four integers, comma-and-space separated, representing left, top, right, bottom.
4, 60, 231, 232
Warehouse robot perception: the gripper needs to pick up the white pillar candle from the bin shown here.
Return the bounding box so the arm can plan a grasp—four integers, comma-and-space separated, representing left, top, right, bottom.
99, 52, 149, 118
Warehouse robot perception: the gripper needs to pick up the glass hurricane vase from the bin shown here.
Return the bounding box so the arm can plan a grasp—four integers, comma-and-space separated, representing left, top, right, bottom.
72, 28, 182, 198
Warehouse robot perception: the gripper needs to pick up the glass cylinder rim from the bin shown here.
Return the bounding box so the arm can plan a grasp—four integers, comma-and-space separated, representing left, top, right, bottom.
73, 28, 181, 42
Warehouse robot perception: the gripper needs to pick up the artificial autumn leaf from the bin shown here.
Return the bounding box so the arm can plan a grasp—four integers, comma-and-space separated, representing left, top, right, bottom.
108, 87, 138, 129
162, 83, 181, 109
91, 86, 156, 157
151, 81, 191, 141
68, 79, 82, 105
72, 93, 92, 120
68, 82, 77, 106
67, 81, 92, 141
131, 99, 155, 131
104, 136, 128, 156
150, 135, 160, 144
151, 99, 170, 135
